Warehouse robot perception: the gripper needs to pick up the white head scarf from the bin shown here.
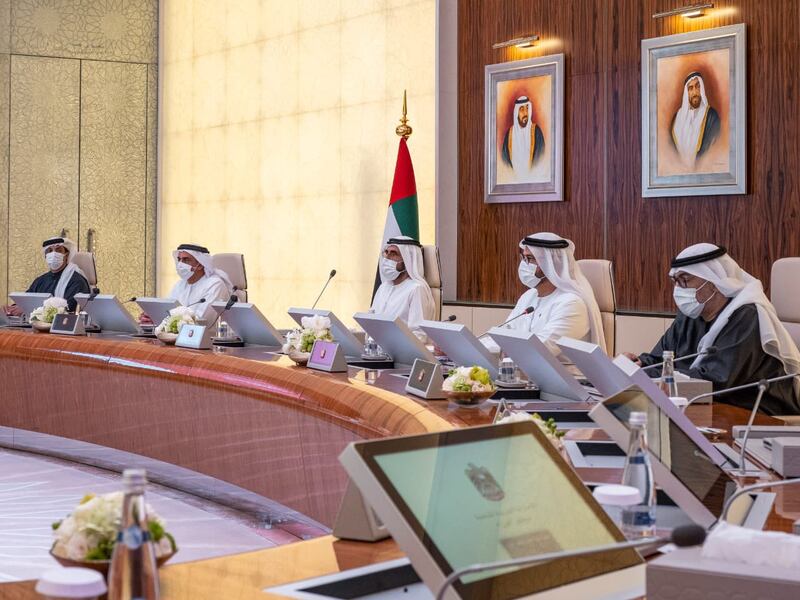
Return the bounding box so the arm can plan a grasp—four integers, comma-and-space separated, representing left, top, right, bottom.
381, 236, 436, 311
511, 96, 533, 178
172, 244, 234, 291
42, 236, 86, 300
669, 243, 800, 394
672, 72, 709, 167
519, 232, 607, 353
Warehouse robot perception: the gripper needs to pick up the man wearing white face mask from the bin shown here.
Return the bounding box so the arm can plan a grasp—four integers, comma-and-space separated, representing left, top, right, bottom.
628, 244, 800, 415
2, 237, 90, 315
140, 243, 232, 324
370, 236, 436, 333
494, 233, 607, 361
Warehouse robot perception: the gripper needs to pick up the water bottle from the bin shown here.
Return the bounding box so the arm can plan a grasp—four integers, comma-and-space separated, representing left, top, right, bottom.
620, 412, 656, 539
107, 469, 159, 600
658, 350, 679, 397
217, 320, 229, 339
364, 335, 378, 357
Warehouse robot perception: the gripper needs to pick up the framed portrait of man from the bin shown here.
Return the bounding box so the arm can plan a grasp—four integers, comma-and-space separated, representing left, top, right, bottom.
484, 54, 564, 203
641, 24, 746, 197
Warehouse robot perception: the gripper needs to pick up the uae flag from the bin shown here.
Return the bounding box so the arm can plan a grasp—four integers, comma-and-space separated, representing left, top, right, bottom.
373, 137, 420, 295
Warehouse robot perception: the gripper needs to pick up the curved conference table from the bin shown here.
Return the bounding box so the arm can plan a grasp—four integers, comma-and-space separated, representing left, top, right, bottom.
2, 328, 799, 599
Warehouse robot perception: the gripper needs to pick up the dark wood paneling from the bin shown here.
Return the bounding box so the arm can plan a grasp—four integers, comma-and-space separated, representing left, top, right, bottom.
458, 0, 800, 312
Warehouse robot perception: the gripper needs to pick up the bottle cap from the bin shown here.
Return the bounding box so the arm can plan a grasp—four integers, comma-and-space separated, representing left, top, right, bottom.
629, 411, 647, 426
592, 484, 642, 507
662, 350, 675, 358
121, 468, 147, 488
36, 567, 107, 598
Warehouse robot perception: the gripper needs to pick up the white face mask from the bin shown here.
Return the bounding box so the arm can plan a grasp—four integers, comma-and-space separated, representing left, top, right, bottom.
673, 281, 714, 319
45, 251, 65, 271
176, 261, 194, 281
380, 257, 403, 282
518, 261, 542, 289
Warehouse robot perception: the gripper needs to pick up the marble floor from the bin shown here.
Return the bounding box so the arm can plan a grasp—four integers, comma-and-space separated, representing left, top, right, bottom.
0, 449, 324, 583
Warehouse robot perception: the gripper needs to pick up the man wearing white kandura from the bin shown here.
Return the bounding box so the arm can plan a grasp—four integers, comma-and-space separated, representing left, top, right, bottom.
140, 243, 233, 324
370, 236, 436, 333
487, 232, 607, 362
624, 243, 800, 416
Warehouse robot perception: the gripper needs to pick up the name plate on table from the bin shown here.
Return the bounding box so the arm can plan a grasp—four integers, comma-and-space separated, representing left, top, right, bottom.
405, 359, 446, 399
308, 340, 347, 372
176, 324, 213, 350
50, 313, 86, 336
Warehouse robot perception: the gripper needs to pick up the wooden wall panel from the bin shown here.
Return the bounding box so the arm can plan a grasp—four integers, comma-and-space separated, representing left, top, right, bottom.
458, 0, 800, 313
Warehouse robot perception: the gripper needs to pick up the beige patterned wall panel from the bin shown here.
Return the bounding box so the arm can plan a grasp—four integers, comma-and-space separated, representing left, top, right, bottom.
0, 53, 9, 303
8, 55, 80, 294
11, 0, 157, 63
0, 1, 10, 52
145, 63, 157, 295
79, 60, 147, 301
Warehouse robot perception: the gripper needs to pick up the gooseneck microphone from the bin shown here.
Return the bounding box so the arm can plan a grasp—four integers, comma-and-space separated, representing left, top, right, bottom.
434, 524, 707, 600
311, 269, 337, 310
186, 297, 206, 308
208, 287, 240, 332
477, 306, 534, 339
642, 345, 719, 372
443, 314, 456, 322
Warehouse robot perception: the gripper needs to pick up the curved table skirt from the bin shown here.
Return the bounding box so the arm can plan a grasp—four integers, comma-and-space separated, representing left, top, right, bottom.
0, 331, 454, 526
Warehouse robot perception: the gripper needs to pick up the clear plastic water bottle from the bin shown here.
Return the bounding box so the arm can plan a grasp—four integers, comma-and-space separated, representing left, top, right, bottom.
364, 335, 378, 357
658, 350, 679, 397
620, 412, 656, 539
107, 469, 159, 600
217, 320, 229, 339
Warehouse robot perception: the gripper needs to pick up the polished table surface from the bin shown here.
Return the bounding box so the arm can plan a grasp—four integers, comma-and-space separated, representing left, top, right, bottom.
1, 328, 798, 598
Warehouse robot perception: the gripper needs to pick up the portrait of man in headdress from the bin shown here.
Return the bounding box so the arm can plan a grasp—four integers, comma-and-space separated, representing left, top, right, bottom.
501, 95, 546, 177
669, 71, 721, 168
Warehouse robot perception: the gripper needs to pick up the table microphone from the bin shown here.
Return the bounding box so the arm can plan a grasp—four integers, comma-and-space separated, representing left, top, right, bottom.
443, 314, 456, 322
186, 297, 206, 308
122, 296, 138, 304
208, 287, 240, 331
476, 306, 534, 339
434, 524, 707, 600
683, 373, 799, 475
311, 269, 337, 310
641, 345, 719, 372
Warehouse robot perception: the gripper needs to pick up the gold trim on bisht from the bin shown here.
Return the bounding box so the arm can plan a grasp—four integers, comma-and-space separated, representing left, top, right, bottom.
395, 90, 413, 139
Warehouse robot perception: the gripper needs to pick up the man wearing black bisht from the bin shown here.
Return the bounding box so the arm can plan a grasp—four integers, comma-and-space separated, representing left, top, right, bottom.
624, 243, 800, 416
2, 237, 90, 315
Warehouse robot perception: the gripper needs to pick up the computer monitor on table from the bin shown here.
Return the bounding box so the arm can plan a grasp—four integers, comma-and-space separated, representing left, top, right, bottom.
135, 297, 180, 327
589, 387, 774, 530
489, 329, 595, 402
335, 422, 645, 600
419, 321, 498, 379
8, 292, 51, 317
353, 312, 436, 367
73, 294, 139, 334
288, 307, 363, 357
211, 302, 284, 347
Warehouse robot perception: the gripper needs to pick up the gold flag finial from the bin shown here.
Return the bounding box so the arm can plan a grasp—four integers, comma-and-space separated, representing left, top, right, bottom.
395, 90, 412, 139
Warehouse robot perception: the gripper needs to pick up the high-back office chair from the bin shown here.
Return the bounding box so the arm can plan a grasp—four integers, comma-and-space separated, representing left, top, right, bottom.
212, 253, 248, 301
422, 245, 442, 321
771, 257, 800, 348
577, 259, 616, 355
71, 252, 98, 288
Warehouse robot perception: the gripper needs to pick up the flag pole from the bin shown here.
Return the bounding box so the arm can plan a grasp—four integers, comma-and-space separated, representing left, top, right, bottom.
395, 90, 413, 139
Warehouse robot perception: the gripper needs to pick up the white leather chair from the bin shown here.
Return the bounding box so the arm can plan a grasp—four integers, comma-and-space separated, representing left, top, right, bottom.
212, 253, 248, 301
577, 259, 616, 355
71, 251, 97, 288
771, 257, 800, 348
422, 245, 442, 321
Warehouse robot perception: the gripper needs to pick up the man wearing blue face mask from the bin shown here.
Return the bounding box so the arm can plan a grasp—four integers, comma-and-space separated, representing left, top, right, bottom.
628, 243, 800, 415
2, 237, 90, 315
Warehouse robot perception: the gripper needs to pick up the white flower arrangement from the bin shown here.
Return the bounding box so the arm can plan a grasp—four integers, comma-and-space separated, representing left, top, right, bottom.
29, 297, 69, 323
155, 306, 197, 335
442, 366, 496, 394
52, 492, 176, 562
282, 315, 333, 354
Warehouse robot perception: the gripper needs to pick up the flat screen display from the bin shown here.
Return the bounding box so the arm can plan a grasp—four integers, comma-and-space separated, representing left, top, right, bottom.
601, 389, 733, 518
355, 423, 642, 600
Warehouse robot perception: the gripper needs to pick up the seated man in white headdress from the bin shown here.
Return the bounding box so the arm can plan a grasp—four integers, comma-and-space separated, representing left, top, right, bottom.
370, 236, 436, 333
140, 243, 233, 324
2, 236, 90, 315
491, 232, 607, 362
626, 244, 800, 416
